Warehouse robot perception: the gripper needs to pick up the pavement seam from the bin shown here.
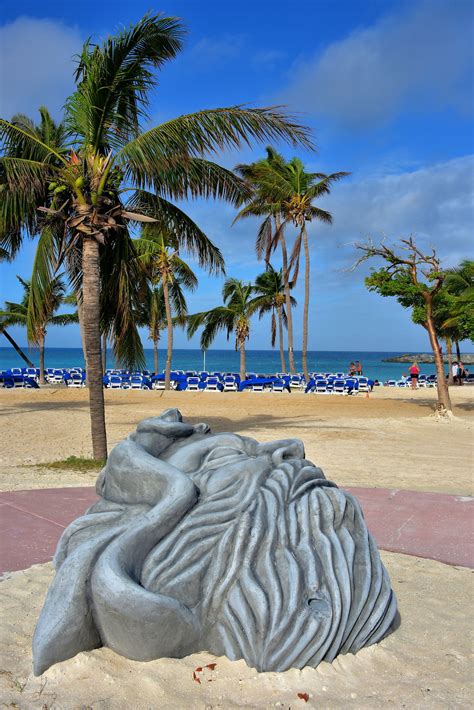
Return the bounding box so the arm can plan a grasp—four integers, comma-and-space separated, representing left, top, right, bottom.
2, 501, 67, 529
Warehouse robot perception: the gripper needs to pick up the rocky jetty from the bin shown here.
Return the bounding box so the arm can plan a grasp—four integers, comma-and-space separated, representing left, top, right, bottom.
383, 353, 474, 364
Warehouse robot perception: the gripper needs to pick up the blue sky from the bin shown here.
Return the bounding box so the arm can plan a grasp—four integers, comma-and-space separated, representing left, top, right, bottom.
1, 0, 473, 351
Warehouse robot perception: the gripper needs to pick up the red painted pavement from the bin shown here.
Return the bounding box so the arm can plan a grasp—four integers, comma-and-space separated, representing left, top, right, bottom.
0, 486, 472, 575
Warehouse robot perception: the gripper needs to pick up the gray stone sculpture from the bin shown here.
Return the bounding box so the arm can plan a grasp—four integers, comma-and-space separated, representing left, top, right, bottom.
33, 408, 397, 675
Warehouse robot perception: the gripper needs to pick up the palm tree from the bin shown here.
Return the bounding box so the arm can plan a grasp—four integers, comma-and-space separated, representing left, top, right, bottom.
138, 281, 189, 375
187, 278, 256, 382
235, 150, 348, 380
252, 266, 296, 373
141, 286, 166, 375
0, 275, 77, 383
0, 324, 35, 368
442, 259, 474, 360
234, 148, 298, 373
0, 13, 313, 459
135, 230, 197, 388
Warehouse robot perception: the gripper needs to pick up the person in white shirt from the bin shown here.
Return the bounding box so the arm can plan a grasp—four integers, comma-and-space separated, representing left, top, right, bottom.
452, 362, 459, 384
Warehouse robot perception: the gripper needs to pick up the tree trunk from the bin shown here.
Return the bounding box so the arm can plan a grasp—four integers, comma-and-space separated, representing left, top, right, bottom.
277, 306, 286, 373
76, 294, 88, 370
101, 333, 107, 374
239, 341, 246, 383
1, 328, 35, 367
446, 338, 454, 386
38, 332, 46, 385
425, 303, 452, 413
276, 215, 295, 374
301, 224, 311, 382
455, 340, 461, 362
163, 280, 173, 390
82, 237, 108, 460
153, 337, 159, 375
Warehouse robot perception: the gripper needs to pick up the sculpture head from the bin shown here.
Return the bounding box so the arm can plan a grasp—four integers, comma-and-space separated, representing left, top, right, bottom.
33, 409, 397, 676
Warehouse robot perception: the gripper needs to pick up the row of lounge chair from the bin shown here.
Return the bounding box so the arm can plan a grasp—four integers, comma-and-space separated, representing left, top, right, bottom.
3, 366, 471, 391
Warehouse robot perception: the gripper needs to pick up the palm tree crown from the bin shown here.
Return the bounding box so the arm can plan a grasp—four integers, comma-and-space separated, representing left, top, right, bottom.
0, 13, 313, 459
0, 274, 77, 382
252, 266, 296, 372
187, 278, 257, 381
134, 228, 198, 387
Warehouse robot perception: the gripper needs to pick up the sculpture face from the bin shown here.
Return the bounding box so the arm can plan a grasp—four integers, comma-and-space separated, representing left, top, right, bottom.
33, 409, 397, 676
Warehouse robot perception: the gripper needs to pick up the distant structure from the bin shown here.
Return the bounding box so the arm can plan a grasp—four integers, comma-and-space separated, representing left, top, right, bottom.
33, 409, 398, 674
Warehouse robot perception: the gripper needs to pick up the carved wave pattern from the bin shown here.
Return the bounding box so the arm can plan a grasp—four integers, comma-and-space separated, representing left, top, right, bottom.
141, 462, 397, 672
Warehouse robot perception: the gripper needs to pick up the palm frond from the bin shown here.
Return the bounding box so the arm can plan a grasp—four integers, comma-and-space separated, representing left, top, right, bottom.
100, 231, 147, 369
50, 312, 79, 326
255, 215, 272, 260
0, 119, 68, 165
27, 226, 60, 341
66, 13, 184, 150
117, 106, 314, 172
128, 190, 225, 274
171, 254, 198, 291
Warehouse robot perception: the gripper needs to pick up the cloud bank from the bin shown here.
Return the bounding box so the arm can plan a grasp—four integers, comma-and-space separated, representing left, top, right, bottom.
0, 17, 82, 120
313, 154, 474, 270
284, 0, 474, 128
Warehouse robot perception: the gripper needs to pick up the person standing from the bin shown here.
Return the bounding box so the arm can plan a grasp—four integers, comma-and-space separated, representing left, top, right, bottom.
458, 361, 465, 385
355, 360, 362, 376
452, 361, 459, 385
349, 362, 356, 376
408, 361, 420, 389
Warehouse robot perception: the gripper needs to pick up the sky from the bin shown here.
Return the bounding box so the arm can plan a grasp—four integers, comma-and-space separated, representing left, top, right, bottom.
0, 0, 473, 352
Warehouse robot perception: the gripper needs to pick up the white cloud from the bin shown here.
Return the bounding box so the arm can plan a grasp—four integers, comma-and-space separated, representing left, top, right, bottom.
311, 154, 474, 271
283, 0, 474, 128
0, 17, 82, 120
186, 34, 247, 65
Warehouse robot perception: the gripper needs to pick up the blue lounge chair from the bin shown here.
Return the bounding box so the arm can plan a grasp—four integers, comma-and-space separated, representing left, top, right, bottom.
315, 379, 328, 394
272, 379, 285, 392
223, 375, 238, 391
130, 375, 145, 390
333, 379, 346, 394
203, 376, 219, 392
68, 372, 85, 388
186, 376, 200, 391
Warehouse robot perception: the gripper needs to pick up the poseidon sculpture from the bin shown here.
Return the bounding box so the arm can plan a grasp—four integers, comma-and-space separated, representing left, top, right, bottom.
33, 408, 397, 675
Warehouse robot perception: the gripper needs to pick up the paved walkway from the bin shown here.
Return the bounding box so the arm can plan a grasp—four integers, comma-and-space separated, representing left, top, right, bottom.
1, 486, 473, 576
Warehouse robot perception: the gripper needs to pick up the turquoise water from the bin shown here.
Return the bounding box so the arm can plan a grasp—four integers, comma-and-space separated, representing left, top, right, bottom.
0, 347, 440, 383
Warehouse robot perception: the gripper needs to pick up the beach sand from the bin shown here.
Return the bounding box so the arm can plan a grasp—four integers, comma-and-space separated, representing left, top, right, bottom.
0, 385, 473, 708
0, 555, 471, 709
1, 385, 472, 494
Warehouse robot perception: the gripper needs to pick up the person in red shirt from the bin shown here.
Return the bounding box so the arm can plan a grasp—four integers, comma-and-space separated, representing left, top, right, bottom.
408, 361, 420, 389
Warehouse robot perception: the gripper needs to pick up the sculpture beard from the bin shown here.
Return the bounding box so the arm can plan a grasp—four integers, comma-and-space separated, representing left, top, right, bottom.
33, 409, 397, 676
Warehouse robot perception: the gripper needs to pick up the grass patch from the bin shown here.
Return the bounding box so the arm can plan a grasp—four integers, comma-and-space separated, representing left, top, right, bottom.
34, 456, 105, 472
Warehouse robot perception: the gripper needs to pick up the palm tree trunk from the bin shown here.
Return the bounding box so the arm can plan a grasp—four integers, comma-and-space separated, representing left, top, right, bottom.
1, 328, 35, 367
38, 332, 46, 385
163, 280, 173, 390
446, 338, 453, 386
455, 340, 461, 362
276, 215, 295, 374
239, 341, 246, 383
277, 306, 286, 373
82, 237, 108, 460
301, 224, 311, 382
76, 294, 88, 370
153, 337, 159, 375
101, 333, 107, 374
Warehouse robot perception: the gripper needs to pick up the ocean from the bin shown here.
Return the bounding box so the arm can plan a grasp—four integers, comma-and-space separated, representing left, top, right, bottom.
0, 347, 442, 383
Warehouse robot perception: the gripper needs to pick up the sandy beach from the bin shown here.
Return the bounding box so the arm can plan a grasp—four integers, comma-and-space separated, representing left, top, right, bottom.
1, 386, 472, 494
1, 385, 473, 708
